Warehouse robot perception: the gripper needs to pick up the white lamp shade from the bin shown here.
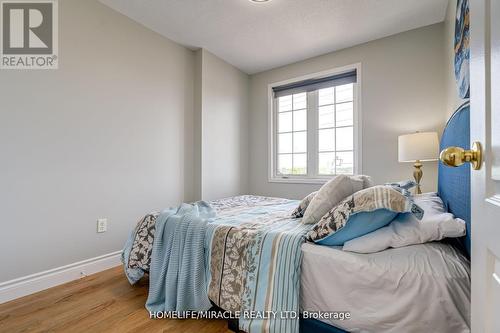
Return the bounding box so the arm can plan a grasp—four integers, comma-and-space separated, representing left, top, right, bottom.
398, 132, 439, 162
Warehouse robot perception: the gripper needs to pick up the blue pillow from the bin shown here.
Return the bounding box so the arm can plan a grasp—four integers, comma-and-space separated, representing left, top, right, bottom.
307, 185, 423, 246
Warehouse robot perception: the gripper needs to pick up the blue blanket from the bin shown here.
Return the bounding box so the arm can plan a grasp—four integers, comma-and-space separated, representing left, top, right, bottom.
145, 202, 216, 312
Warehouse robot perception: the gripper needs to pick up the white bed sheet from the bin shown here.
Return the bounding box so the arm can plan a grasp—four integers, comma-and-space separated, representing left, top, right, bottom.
300, 242, 471, 333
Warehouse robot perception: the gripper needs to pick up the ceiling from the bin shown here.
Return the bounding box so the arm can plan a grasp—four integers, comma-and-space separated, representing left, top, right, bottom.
100, 0, 448, 74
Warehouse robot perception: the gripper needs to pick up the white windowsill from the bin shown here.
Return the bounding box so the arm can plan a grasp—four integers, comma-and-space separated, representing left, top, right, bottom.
268, 177, 333, 184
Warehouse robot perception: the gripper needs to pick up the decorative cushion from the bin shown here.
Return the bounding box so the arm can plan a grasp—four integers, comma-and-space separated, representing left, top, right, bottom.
343, 192, 466, 253
307, 185, 423, 246
301, 175, 364, 225
292, 175, 373, 219
352, 174, 374, 189
123, 211, 159, 283
291, 191, 317, 218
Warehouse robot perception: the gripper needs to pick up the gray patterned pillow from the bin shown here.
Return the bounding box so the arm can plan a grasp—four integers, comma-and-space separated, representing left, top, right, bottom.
127, 212, 159, 272
291, 191, 317, 218
302, 175, 365, 224
307, 185, 424, 246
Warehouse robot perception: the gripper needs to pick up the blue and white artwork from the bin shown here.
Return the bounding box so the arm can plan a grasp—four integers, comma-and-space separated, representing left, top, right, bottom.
455, 0, 470, 99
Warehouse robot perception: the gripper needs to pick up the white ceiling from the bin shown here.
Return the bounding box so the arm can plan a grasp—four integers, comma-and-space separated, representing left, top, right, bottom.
100, 0, 448, 74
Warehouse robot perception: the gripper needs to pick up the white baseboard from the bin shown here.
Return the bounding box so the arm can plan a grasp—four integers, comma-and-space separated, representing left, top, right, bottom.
0, 250, 122, 304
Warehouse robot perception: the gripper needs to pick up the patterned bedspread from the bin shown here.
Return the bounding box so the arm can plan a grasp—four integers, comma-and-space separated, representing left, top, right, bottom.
123, 195, 312, 333
207, 196, 312, 333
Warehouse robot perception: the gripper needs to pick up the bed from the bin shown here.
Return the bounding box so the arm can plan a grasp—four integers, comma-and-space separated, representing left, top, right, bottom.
122, 103, 472, 333
299, 101, 472, 333
301, 242, 470, 332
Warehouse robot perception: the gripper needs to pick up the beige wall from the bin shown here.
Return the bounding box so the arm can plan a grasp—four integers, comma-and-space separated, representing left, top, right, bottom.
195, 50, 250, 201
249, 24, 446, 200
444, 0, 468, 118
0, 0, 196, 282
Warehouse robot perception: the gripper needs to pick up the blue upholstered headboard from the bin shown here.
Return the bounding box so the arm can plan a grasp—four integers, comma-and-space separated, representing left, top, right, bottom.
438, 101, 471, 257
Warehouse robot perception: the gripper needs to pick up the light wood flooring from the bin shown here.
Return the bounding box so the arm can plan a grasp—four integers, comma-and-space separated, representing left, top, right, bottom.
0, 266, 232, 333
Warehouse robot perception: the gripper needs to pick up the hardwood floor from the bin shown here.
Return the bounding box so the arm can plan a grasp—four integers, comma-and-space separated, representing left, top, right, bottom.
0, 267, 232, 333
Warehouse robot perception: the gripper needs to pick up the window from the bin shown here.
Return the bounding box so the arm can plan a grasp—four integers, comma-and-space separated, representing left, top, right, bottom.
269, 65, 361, 183
276, 92, 308, 175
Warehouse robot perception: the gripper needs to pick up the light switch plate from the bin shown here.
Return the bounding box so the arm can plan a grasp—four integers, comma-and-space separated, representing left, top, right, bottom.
97, 218, 107, 233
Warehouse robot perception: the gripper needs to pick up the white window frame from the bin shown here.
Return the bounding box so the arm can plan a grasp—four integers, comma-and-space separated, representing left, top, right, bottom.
268, 63, 362, 184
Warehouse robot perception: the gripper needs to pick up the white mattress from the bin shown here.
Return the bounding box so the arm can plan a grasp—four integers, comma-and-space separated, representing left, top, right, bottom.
300, 242, 471, 333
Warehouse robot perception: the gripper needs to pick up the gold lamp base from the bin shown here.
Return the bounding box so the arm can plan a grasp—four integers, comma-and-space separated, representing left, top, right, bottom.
413, 160, 423, 195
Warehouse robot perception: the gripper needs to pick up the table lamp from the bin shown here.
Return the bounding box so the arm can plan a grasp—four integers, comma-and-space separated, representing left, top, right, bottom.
398, 132, 439, 194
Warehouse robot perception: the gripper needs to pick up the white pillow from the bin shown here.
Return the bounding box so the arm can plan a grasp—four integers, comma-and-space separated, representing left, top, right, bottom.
302, 175, 364, 225
414, 192, 446, 214
342, 192, 466, 253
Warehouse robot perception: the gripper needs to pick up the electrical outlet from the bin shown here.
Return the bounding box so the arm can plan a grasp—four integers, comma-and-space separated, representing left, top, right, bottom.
97, 218, 107, 233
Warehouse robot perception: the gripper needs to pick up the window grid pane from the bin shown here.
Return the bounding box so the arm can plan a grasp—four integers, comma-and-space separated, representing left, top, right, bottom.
279, 95, 292, 112
293, 109, 307, 131
318, 105, 334, 129
336, 102, 353, 127
318, 152, 335, 175
318, 128, 335, 152
336, 84, 354, 103
317, 84, 354, 175
336, 151, 354, 175
293, 131, 307, 153
278, 111, 292, 133
278, 133, 292, 154
293, 93, 307, 110
278, 154, 292, 175
318, 87, 334, 106
277, 152, 308, 175
293, 153, 307, 175
276, 93, 308, 176
336, 126, 353, 151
